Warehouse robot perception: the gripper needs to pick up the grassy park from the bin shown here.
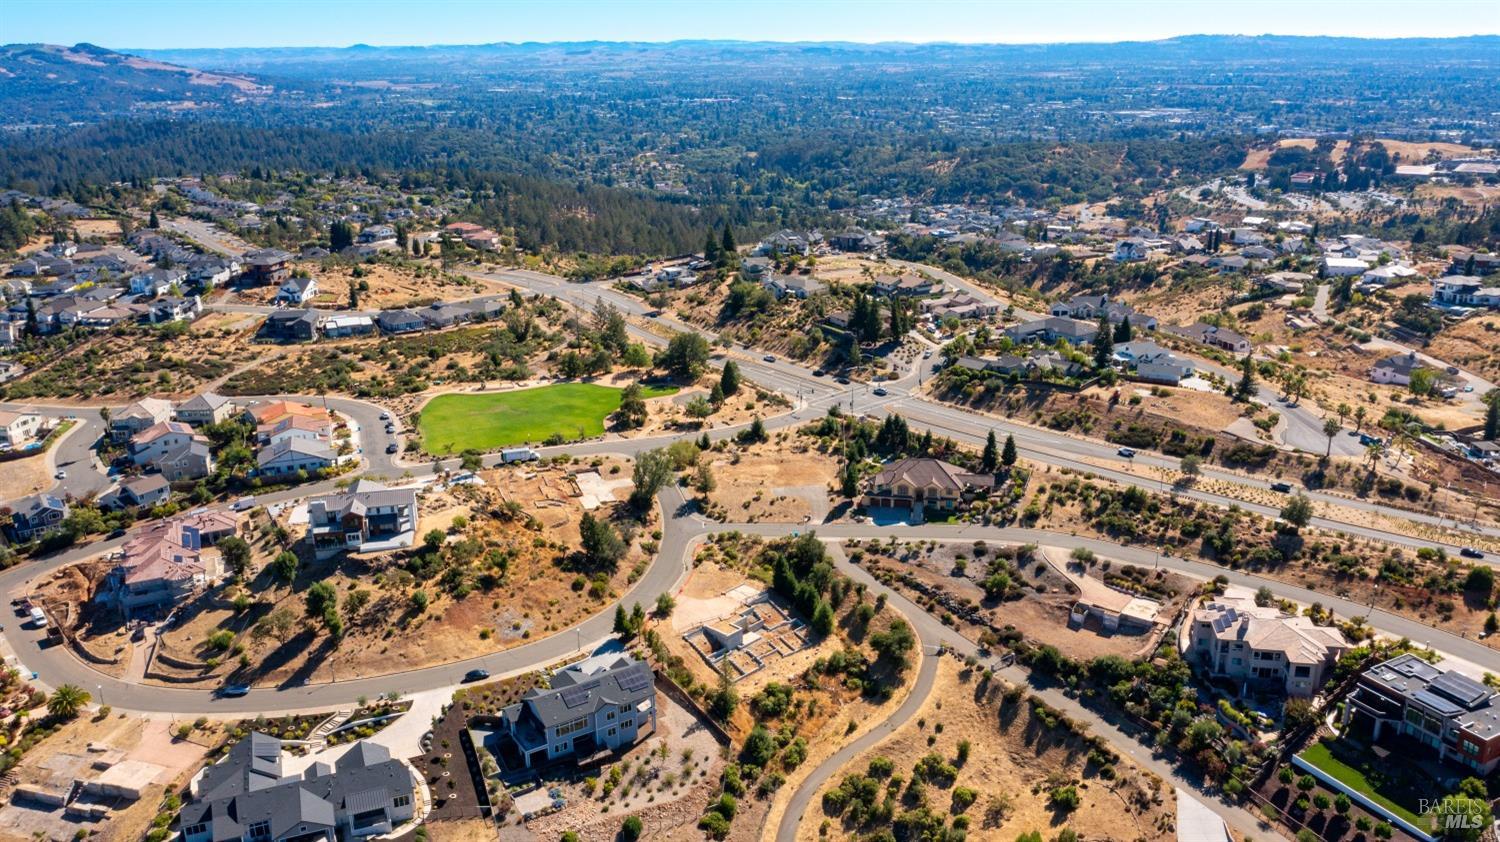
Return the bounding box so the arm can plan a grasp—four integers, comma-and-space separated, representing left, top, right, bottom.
418, 383, 674, 454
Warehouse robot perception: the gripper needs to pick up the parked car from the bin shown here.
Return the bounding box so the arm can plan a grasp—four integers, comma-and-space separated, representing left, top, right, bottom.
1270, 481, 1293, 493
463, 669, 490, 683
1460, 547, 1486, 559
501, 447, 540, 464
379, 412, 390, 421
813, 369, 826, 377
1117, 447, 1136, 458
386, 443, 399, 454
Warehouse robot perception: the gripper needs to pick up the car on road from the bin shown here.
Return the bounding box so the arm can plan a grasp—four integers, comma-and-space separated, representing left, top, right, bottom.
1116, 447, 1136, 458
384, 423, 396, 433
54, 470, 66, 479
217, 684, 250, 698
872, 387, 889, 396
1269, 481, 1293, 493
923, 350, 933, 359
812, 369, 826, 377
386, 443, 399, 454
1460, 547, 1486, 559
835, 376, 851, 385
463, 669, 490, 682
379, 412, 390, 421
763, 355, 777, 363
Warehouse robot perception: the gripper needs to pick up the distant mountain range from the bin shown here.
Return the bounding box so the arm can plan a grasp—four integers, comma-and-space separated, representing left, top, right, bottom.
0, 42, 272, 123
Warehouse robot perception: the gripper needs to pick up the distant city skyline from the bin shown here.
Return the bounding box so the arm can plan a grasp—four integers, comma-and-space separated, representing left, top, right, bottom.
2, 0, 1497, 50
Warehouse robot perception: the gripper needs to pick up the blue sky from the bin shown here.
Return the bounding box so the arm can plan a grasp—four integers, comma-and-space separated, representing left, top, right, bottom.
3, 0, 1497, 49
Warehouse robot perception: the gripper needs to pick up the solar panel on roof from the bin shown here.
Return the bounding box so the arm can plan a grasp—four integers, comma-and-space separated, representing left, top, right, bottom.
617, 669, 652, 694
560, 684, 594, 708
1431, 672, 1490, 709
1413, 689, 1464, 717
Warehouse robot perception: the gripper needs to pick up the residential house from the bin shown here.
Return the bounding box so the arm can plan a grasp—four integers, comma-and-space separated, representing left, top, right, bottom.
1049, 294, 1157, 331
1187, 593, 1348, 697
119, 474, 171, 509
129, 268, 187, 297
1184, 217, 1219, 233
461, 228, 502, 251
829, 228, 881, 252
0, 409, 43, 448
109, 398, 174, 442
148, 295, 203, 324
242, 248, 293, 285
924, 292, 999, 321
275, 276, 318, 306
493, 653, 657, 769
321, 315, 376, 338
862, 457, 996, 517
1369, 351, 1428, 387
1003, 316, 1099, 346
1431, 276, 1500, 309
872, 273, 940, 298
1321, 256, 1369, 277
1208, 254, 1252, 274
757, 230, 816, 256
376, 309, 427, 334
129, 421, 215, 480
740, 256, 771, 279
763, 273, 826, 300
259, 413, 336, 448
1361, 264, 1420, 287
259, 309, 320, 343
103, 512, 238, 617
1228, 227, 1265, 246
174, 393, 235, 427
257, 438, 338, 478
1114, 340, 1194, 385
1342, 653, 1500, 775
306, 479, 418, 558
358, 224, 396, 245
1165, 322, 1252, 355
3, 494, 69, 542
181, 733, 415, 842
1112, 238, 1151, 262
1258, 272, 1313, 294
1447, 253, 1500, 277
187, 257, 237, 289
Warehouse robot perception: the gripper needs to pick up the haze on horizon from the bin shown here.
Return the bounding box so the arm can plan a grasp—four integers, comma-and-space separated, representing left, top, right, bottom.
3, 0, 1498, 50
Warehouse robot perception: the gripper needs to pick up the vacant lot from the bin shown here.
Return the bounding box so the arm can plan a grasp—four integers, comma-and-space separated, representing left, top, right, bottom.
797, 658, 1175, 842
418, 382, 674, 454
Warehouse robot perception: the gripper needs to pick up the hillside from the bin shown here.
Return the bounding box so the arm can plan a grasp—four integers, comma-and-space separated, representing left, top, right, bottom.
0, 42, 273, 123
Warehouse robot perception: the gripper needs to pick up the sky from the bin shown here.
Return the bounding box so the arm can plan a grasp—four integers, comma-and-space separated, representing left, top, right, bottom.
2, 0, 1497, 49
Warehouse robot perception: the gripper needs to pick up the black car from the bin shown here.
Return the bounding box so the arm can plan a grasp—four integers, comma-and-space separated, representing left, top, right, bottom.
463, 668, 490, 683
217, 684, 250, 698
812, 369, 826, 377
1460, 547, 1486, 559
1269, 482, 1293, 493
386, 443, 399, 454
835, 376, 851, 385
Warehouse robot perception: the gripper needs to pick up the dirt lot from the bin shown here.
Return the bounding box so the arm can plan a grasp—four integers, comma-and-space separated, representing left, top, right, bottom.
853, 538, 1189, 662
1427, 313, 1500, 382
114, 466, 648, 687
796, 658, 1176, 842
0, 713, 220, 842
702, 434, 840, 524
0, 449, 56, 501
232, 261, 488, 310
74, 218, 125, 241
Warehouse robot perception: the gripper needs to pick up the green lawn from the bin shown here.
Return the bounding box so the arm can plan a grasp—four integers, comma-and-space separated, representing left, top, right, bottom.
418, 383, 676, 454
1297, 739, 1426, 827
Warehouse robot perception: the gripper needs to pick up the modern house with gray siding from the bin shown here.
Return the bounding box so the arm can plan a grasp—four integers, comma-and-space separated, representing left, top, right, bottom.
492, 653, 656, 769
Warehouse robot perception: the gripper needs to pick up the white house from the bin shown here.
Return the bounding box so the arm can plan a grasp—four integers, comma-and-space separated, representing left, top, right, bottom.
276, 276, 318, 306
1370, 352, 1427, 387
0, 409, 44, 448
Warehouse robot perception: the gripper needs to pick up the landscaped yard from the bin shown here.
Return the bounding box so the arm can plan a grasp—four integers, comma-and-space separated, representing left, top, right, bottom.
418, 382, 675, 454
1297, 739, 1426, 826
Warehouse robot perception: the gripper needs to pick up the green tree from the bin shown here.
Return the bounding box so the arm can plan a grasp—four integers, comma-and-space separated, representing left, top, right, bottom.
1001, 434, 1017, 468
659, 331, 710, 378
621, 816, 643, 842
629, 448, 675, 511
1280, 493, 1314, 529
219, 536, 252, 577
655, 592, 676, 617
330, 220, 355, 251
617, 384, 648, 429
306, 581, 337, 619
580, 512, 626, 568
981, 430, 999, 472
708, 669, 738, 720
720, 223, 736, 258
1236, 352, 1256, 399
47, 684, 91, 720
1113, 315, 1133, 343
720, 360, 741, 396
409, 589, 429, 613
840, 459, 861, 498
271, 550, 299, 584
1323, 416, 1342, 458
1484, 391, 1500, 441
1091, 315, 1113, 370
614, 604, 633, 637
811, 600, 835, 636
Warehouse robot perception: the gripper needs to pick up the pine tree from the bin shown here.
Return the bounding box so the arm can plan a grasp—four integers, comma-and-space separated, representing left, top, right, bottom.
1236, 352, 1257, 399
1001, 434, 1018, 468
720, 223, 736, 256
981, 430, 999, 472
613, 605, 632, 637
704, 231, 721, 263
840, 459, 860, 497
348, 283, 359, 310
1113, 315, 1133, 343
1485, 392, 1500, 441
1092, 315, 1113, 370
147, 208, 159, 229
720, 360, 741, 396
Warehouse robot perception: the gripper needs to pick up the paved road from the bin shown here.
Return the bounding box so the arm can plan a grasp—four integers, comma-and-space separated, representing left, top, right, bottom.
159, 217, 253, 257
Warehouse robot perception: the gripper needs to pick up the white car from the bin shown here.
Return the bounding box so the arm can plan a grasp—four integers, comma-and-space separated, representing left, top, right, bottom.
54, 469, 67, 480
